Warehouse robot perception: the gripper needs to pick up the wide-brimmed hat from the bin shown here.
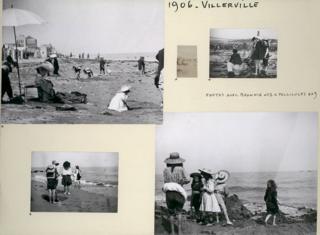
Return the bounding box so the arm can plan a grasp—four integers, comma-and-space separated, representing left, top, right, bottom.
164, 152, 185, 164
199, 168, 216, 176
190, 172, 202, 178
215, 170, 230, 184
120, 85, 131, 92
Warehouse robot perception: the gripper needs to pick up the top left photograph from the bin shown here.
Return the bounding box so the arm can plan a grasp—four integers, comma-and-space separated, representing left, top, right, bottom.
1, 0, 164, 124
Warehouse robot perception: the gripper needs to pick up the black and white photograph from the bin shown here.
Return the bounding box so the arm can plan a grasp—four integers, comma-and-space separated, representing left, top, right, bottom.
155, 112, 317, 235
177, 46, 197, 78
1, 0, 164, 124
31, 152, 118, 213
209, 29, 278, 78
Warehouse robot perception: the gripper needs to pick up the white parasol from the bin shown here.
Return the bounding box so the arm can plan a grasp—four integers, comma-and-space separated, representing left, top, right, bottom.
2, 5, 45, 96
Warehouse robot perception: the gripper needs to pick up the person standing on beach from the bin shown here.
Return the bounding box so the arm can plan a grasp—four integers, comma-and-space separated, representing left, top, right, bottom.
138, 56, 145, 75
74, 165, 81, 188
100, 57, 106, 75
199, 169, 221, 226
214, 170, 233, 225
1, 55, 16, 103
155, 48, 164, 107
52, 56, 60, 76
162, 152, 190, 235
62, 161, 73, 195
190, 172, 203, 221
264, 179, 279, 225
45, 160, 59, 204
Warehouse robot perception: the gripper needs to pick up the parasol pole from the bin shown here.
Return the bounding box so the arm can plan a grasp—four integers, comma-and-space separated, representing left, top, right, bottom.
13, 26, 22, 96
11, 3, 22, 96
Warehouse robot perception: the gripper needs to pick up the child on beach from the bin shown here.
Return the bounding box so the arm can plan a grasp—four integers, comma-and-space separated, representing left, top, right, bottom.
264, 179, 279, 225
62, 161, 73, 195
45, 160, 59, 204
138, 56, 145, 75
104, 85, 131, 113
199, 169, 221, 226
74, 165, 81, 187
214, 170, 233, 225
190, 172, 203, 221
227, 49, 243, 77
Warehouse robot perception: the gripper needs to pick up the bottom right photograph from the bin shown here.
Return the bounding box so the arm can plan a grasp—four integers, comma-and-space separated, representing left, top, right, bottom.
155, 112, 317, 235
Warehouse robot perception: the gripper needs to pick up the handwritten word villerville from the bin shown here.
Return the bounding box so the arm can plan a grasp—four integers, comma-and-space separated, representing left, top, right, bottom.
168, 0, 259, 12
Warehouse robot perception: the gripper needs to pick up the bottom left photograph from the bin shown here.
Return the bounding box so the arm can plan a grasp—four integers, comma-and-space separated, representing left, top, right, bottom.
30, 151, 118, 213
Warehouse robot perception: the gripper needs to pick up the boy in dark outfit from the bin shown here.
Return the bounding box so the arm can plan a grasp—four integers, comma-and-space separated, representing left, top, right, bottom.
1, 55, 16, 103
264, 179, 279, 225
100, 58, 106, 74
190, 172, 203, 221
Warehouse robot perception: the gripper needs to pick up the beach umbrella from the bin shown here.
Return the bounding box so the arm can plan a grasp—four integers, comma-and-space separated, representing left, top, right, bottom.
2, 5, 45, 96
63, 161, 71, 169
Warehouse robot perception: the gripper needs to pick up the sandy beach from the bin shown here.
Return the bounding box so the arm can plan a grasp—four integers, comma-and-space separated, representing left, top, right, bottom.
31, 180, 118, 213
155, 194, 317, 235
1, 57, 162, 124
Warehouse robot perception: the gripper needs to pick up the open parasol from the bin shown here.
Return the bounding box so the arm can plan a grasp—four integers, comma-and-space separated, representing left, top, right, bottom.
2, 5, 45, 96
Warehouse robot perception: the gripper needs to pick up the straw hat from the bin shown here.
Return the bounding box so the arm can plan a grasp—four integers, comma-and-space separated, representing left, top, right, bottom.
120, 85, 131, 92
199, 168, 216, 176
215, 170, 230, 184
164, 152, 185, 164
49, 54, 57, 58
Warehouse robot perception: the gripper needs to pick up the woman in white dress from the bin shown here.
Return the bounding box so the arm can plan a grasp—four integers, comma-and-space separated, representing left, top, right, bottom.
107, 85, 131, 112
199, 169, 221, 226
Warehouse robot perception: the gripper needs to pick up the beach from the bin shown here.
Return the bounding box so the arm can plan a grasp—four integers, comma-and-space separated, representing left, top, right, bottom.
1, 56, 162, 124
155, 171, 317, 234
31, 167, 118, 213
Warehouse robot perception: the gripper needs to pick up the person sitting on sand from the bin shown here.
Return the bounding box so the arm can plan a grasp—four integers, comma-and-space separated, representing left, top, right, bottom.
45, 160, 59, 204
227, 49, 243, 77
138, 56, 145, 75
163, 152, 190, 235
190, 172, 203, 222
100, 57, 106, 75
105, 85, 131, 113
214, 170, 233, 225
264, 179, 279, 225
74, 165, 81, 187
199, 169, 221, 226
62, 161, 73, 195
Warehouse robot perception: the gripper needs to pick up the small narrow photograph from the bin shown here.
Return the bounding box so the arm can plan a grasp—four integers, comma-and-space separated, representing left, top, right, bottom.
177, 46, 198, 78
155, 113, 317, 235
1, 0, 164, 124
210, 29, 278, 78
31, 152, 118, 213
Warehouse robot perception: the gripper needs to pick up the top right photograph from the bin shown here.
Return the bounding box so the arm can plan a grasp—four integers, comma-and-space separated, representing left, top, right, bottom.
209, 29, 278, 79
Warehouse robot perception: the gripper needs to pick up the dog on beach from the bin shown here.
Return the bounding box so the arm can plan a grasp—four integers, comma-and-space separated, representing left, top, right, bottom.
83, 68, 94, 78
72, 66, 82, 80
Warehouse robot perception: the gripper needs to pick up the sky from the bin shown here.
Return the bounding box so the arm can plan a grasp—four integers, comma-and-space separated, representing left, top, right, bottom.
2, 0, 164, 54
210, 29, 277, 40
156, 113, 318, 174
32, 152, 118, 168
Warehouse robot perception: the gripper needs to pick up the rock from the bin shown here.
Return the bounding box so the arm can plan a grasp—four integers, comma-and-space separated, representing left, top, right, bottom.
225, 194, 253, 220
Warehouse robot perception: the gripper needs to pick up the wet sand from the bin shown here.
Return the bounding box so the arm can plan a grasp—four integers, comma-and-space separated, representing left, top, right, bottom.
1, 58, 162, 124
31, 180, 118, 213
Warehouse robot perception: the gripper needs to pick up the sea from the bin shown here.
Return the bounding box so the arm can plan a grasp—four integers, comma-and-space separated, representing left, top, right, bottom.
69, 52, 158, 62
155, 171, 317, 211
31, 167, 118, 196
